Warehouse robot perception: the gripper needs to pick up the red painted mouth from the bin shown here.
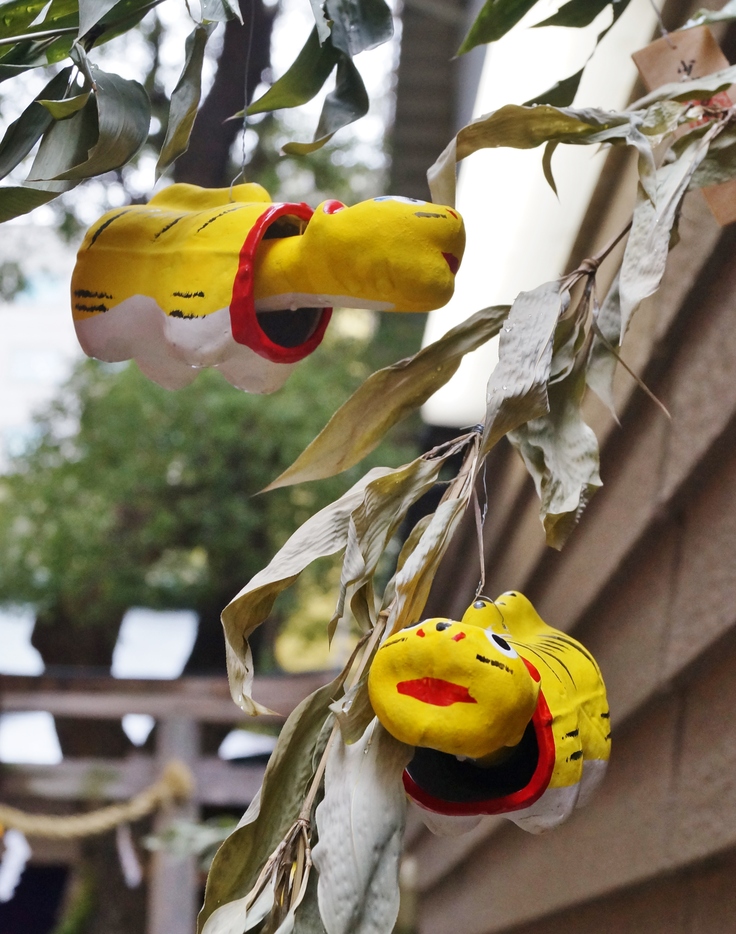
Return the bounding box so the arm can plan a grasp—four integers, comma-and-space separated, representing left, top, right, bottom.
442, 252, 460, 275
397, 677, 476, 706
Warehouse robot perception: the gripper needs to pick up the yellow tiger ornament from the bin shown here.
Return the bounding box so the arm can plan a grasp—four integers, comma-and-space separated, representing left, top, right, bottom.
71, 184, 465, 393
368, 592, 610, 834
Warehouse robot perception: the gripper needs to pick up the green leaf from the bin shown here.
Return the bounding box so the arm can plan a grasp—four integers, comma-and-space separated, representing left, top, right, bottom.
53, 66, 149, 180
283, 51, 369, 154
0, 185, 58, 222
313, 722, 412, 934
480, 280, 569, 458
201, 0, 244, 22
26, 94, 98, 192
458, 0, 539, 55
0, 0, 50, 42
525, 67, 584, 108
78, 0, 120, 37
199, 680, 342, 933
325, 0, 393, 56
508, 367, 601, 550
265, 305, 509, 490
0, 67, 71, 181
536, 0, 610, 28
689, 125, 736, 189
38, 91, 91, 119
248, 28, 340, 115
308, 0, 331, 43
542, 139, 559, 194
156, 23, 214, 177
221, 467, 393, 713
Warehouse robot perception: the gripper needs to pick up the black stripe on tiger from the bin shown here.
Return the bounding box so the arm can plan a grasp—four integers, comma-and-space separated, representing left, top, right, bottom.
87, 210, 130, 248
568, 750, 584, 761
154, 215, 185, 239
173, 290, 205, 298
196, 205, 242, 234
75, 303, 108, 313
74, 289, 113, 299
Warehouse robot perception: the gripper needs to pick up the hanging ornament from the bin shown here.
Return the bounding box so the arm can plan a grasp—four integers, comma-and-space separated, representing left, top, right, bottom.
368, 591, 610, 835
71, 184, 465, 392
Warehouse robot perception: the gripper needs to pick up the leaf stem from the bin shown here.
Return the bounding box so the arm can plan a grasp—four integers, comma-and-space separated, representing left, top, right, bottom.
0, 26, 78, 47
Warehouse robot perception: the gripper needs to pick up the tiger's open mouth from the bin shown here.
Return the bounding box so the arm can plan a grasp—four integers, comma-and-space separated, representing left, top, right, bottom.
397, 677, 477, 706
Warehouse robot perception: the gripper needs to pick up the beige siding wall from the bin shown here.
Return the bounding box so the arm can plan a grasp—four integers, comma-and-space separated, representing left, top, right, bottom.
406, 173, 736, 930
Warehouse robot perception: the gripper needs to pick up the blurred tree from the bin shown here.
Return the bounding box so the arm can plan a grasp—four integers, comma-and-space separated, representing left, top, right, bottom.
0, 325, 415, 680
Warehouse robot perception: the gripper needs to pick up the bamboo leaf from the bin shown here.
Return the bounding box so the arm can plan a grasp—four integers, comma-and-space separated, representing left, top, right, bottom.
78, 0, 119, 37
26, 94, 98, 192
157, 23, 214, 177
689, 125, 736, 188
586, 272, 621, 419
283, 52, 369, 155
525, 67, 584, 107
618, 126, 717, 340
54, 66, 150, 179
221, 468, 393, 713
308, 0, 331, 42
266, 306, 509, 490
201, 0, 244, 22
458, 0, 539, 55
685, 0, 736, 29
38, 91, 91, 119
535, 0, 610, 28
325, 0, 393, 56
632, 65, 736, 108
248, 28, 340, 115
314, 721, 412, 934
200, 680, 341, 933
508, 367, 601, 549
542, 140, 559, 194
0, 67, 71, 181
294, 865, 327, 934
330, 674, 374, 744
480, 280, 569, 457
0, 185, 58, 221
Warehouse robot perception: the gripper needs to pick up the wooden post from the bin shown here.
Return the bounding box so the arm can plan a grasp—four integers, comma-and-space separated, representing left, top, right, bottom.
147, 717, 200, 934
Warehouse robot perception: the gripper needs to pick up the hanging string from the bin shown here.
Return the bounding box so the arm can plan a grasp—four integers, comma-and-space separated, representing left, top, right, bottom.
473, 460, 489, 600
230, 0, 257, 194
647, 0, 676, 48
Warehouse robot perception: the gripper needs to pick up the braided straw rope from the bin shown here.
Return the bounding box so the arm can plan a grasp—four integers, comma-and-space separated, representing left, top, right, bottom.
0, 760, 194, 839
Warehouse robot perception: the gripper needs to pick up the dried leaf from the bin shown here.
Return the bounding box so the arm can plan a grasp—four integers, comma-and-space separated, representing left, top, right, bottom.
157, 23, 215, 177
586, 272, 621, 418
222, 468, 393, 713
199, 680, 341, 932
685, 0, 736, 29
619, 126, 717, 339
480, 280, 568, 458
689, 125, 736, 188
508, 368, 601, 549
266, 305, 509, 490
632, 65, 736, 109
330, 674, 374, 744
314, 721, 413, 934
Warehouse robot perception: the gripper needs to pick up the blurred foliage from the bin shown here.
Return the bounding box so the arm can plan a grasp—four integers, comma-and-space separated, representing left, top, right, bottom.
0, 316, 418, 662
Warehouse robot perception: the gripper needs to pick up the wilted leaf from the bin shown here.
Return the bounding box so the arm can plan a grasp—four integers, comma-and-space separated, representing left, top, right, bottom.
221, 468, 392, 712
508, 368, 601, 549
386, 496, 470, 635
689, 124, 736, 188
325, 0, 393, 56
266, 305, 509, 490
248, 28, 340, 115
458, 0, 539, 55
314, 721, 413, 934
685, 0, 736, 29
330, 674, 374, 744
586, 272, 621, 418
199, 680, 341, 933
618, 125, 717, 339
480, 280, 568, 457
632, 65, 736, 108
332, 453, 460, 635
294, 866, 327, 934
428, 104, 629, 206
0, 185, 58, 222
0, 67, 71, 181
283, 53, 369, 155
157, 23, 215, 177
